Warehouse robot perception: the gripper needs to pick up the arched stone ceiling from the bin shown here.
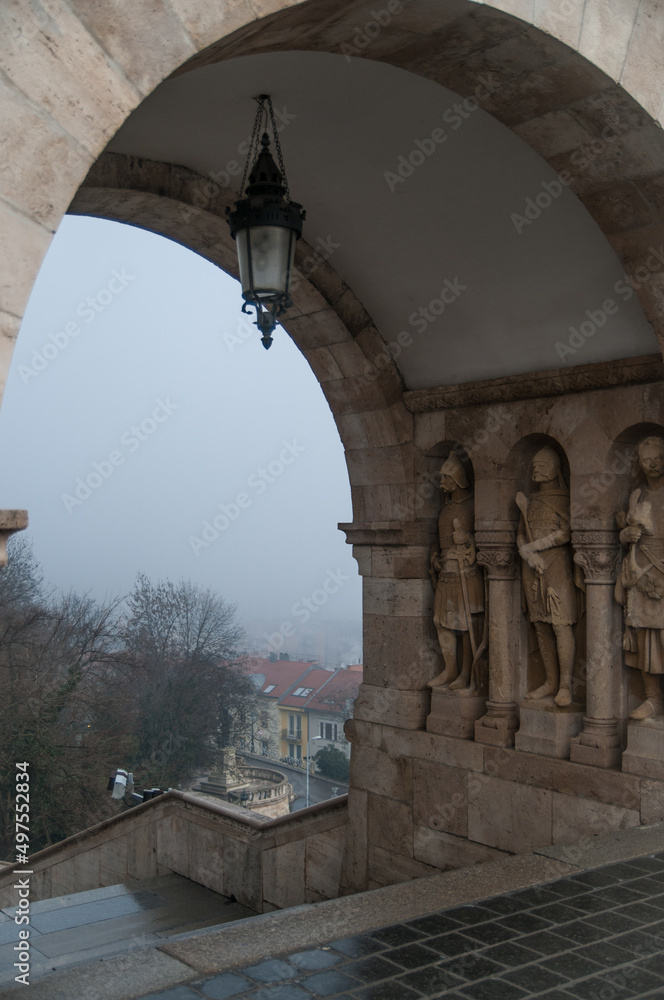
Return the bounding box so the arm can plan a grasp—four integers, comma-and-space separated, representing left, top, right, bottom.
106, 50, 659, 390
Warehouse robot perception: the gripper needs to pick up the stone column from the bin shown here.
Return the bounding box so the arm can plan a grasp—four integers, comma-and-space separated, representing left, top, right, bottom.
569, 530, 622, 769
474, 530, 520, 747
0, 510, 28, 564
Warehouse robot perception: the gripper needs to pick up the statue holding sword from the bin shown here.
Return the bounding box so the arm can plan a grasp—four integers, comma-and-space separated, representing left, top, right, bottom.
428, 452, 485, 693
516, 446, 578, 707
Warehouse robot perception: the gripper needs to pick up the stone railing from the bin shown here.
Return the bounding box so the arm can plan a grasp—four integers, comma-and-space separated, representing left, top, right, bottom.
0, 791, 348, 914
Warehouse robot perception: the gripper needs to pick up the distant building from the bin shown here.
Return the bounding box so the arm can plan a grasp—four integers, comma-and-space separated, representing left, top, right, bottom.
237, 656, 362, 764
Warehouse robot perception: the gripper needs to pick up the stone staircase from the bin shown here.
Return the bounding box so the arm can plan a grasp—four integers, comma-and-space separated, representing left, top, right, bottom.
0, 874, 255, 987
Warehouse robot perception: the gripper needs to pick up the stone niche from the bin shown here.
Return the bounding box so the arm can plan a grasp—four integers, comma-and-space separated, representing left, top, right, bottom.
343, 375, 664, 894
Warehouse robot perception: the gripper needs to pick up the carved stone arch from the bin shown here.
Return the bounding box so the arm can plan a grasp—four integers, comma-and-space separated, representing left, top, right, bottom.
68, 152, 413, 510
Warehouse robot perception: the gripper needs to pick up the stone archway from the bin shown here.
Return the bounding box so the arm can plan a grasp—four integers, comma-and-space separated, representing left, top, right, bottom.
4, 0, 664, 894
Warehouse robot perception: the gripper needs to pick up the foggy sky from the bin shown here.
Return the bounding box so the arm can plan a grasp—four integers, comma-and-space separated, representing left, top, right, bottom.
0, 216, 361, 629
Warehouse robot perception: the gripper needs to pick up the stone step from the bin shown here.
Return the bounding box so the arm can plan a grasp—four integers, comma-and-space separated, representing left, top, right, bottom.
0, 874, 256, 988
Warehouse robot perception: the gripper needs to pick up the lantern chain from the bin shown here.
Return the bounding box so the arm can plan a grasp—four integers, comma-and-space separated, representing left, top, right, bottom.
239, 96, 264, 197
265, 96, 292, 203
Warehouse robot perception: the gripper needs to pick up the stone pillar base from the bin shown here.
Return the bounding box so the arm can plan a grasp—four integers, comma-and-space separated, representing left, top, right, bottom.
514, 701, 585, 759
570, 718, 622, 769
426, 689, 487, 740
474, 701, 519, 747
622, 718, 664, 780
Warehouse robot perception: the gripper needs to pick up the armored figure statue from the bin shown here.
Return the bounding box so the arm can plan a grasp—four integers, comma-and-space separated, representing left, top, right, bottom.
516, 446, 578, 707
616, 435, 664, 720
428, 452, 484, 693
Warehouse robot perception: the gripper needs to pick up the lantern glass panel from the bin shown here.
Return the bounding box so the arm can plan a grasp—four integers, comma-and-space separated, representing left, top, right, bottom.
237, 226, 295, 300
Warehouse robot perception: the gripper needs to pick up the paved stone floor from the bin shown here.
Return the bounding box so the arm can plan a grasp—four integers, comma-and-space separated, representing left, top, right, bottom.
138, 853, 664, 1000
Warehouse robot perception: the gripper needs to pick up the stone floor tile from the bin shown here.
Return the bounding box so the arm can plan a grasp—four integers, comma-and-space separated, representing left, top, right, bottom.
499, 911, 553, 933
439, 953, 505, 982
620, 901, 664, 924
288, 950, 342, 972
507, 887, 562, 908
502, 963, 568, 992
444, 905, 496, 926
299, 969, 360, 996
406, 913, 462, 935
479, 895, 526, 916
609, 928, 664, 957
369, 924, 425, 946
248, 987, 312, 1000
593, 883, 653, 904
459, 978, 527, 1000
241, 959, 298, 984
532, 902, 585, 925
425, 931, 479, 957
534, 993, 581, 1000
141, 989, 203, 1000
564, 893, 614, 915
574, 939, 636, 969
584, 911, 641, 935
384, 942, 440, 969
517, 930, 571, 955
600, 863, 651, 881
622, 856, 664, 873
329, 936, 385, 959
598, 965, 664, 997
543, 880, 589, 900
396, 964, 464, 994
481, 941, 541, 968
462, 921, 514, 946
343, 956, 402, 983
198, 973, 251, 999
552, 920, 607, 944
354, 981, 420, 1000
563, 980, 632, 1000
542, 951, 603, 980
568, 870, 621, 889
637, 950, 664, 976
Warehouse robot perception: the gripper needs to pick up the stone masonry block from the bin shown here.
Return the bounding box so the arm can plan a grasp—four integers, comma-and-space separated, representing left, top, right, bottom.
0, 1, 140, 153
156, 813, 189, 876
362, 612, 438, 689
0, 202, 52, 319
305, 827, 345, 900
223, 836, 262, 912
188, 822, 224, 896
368, 845, 437, 888
468, 773, 553, 854
263, 839, 306, 910
169, 0, 256, 50
413, 760, 468, 838
364, 578, 432, 617
367, 792, 413, 858
413, 825, 511, 871
352, 683, 429, 728
641, 778, 664, 824
350, 744, 412, 803
67, 0, 196, 96
551, 791, 639, 846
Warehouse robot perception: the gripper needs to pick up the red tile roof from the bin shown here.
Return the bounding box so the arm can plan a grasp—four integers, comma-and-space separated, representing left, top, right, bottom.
305, 669, 362, 713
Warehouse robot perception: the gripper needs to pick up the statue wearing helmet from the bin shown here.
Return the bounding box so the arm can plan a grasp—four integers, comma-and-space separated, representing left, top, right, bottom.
428, 451, 484, 693
516, 446, 579, 707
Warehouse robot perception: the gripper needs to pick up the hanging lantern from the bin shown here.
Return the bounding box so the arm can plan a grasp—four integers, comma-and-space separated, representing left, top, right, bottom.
227, 95, 305, 349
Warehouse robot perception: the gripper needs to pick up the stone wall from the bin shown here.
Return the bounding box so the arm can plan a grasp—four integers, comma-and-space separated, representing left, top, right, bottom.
341, 377, 664, 892
0, 791, 348, 913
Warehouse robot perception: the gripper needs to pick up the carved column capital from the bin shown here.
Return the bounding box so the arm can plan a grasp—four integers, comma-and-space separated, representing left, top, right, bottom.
572, 530, 620, 585
476, 530, 518, 580
0, 510, 28, 567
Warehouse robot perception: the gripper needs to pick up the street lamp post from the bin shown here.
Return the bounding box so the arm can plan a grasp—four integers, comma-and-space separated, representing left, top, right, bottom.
305, 735, 322, 808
